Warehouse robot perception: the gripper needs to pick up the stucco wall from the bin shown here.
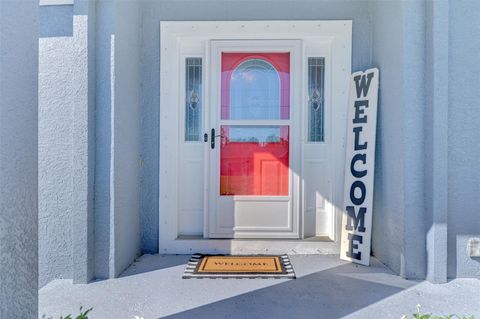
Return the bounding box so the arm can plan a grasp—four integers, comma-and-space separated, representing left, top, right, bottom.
39, 5, 75, 287
112, 0, 142, 277
140, 0, 373, 253
94, 0, 115, 279
0, 0, 38, 316
95, 0, 142, 279
371, 0, 480, 280
40, 0, 142, 283
424, 0, 449, 283
71, 0, 96, 284
39, 1, 97, 286
370, 0, 426, 279
447, 0, 480, 278
370, 0, 406, 277
94, 0, 115, 280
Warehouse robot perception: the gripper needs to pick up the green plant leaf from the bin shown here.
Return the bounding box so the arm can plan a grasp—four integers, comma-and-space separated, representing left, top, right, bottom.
75, 306, 93, 319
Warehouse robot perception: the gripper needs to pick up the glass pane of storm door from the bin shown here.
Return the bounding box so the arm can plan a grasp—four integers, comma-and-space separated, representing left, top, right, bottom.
220, 52, 290, 196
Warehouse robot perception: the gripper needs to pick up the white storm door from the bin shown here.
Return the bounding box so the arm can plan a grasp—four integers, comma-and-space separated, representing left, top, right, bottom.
208, 40, 301, 239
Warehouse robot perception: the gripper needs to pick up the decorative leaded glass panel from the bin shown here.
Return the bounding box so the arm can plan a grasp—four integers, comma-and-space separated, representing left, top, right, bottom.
185, 58, 202, 141
308, 57, 325, 142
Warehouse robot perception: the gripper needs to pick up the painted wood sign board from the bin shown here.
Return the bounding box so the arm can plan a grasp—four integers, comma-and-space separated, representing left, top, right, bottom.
340, 68, 379, 266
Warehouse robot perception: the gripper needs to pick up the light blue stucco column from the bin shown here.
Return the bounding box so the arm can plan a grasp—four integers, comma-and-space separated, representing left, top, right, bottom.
95, 0, 142, 279
0, 0, 38, 317
72, 0, 96, 284
425, 0, 449, 284
371, 0, 427, 280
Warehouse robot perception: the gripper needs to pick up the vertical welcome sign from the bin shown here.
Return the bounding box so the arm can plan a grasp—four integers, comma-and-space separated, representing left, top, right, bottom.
340, 68, 379, 266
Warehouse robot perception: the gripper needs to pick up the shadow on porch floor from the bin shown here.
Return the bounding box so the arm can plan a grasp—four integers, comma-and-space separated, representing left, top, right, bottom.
39, 254, 480, 319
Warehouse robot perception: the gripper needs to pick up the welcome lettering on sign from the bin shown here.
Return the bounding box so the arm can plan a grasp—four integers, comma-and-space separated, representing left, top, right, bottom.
340, 68, 379, 266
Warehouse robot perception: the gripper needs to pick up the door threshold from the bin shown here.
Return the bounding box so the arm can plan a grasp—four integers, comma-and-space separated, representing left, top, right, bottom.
159, 236, 339, 255
176, 235, 333, 242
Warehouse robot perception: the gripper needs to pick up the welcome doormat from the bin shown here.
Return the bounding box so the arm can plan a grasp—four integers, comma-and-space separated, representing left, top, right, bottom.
182, 254, 296, 279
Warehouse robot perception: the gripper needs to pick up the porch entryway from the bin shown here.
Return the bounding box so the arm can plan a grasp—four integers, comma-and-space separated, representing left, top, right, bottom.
159, 21, 351, 253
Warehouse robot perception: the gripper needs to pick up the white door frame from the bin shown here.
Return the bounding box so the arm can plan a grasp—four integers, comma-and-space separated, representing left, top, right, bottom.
159, 21, 352, 254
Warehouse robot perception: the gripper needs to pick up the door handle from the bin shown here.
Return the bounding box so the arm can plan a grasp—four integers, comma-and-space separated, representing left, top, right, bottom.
211, 128, 216, 149
210, 128, 224, 149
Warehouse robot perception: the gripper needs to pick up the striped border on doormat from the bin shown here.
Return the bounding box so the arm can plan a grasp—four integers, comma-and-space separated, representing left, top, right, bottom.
182, 254, 296, 279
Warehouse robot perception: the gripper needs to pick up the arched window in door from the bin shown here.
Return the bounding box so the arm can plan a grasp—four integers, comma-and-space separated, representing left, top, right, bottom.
221, 53, 290, 120
229, 59, 280, 120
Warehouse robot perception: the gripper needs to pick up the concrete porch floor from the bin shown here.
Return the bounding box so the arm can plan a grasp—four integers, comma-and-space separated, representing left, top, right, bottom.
39, 254, 480, 319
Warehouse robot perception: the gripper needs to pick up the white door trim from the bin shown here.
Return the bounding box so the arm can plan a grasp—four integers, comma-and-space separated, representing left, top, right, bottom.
159, 20, 352, 254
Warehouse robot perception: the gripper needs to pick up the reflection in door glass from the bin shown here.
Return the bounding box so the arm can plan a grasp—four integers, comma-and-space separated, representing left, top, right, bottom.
219, 53, 290, 196
220, 126, 289, 196
221, 53, 290, 120
230, 59, 280, 120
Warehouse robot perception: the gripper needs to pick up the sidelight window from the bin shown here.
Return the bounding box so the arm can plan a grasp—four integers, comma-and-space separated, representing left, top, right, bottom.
185, 57, 202, 141
307, 57, 325, 142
